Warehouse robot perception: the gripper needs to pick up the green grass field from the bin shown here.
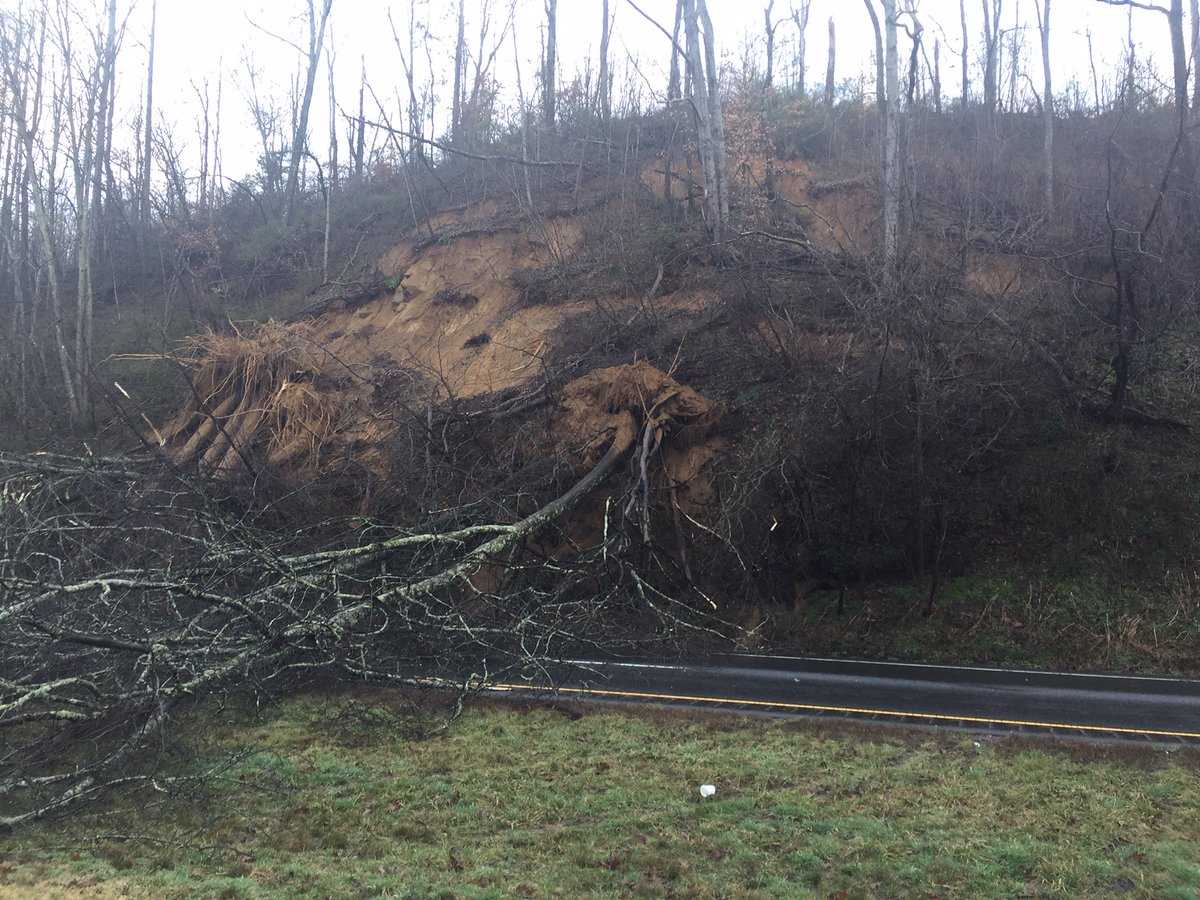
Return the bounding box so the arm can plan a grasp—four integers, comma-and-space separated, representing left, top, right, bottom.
4, 693, 1199, 899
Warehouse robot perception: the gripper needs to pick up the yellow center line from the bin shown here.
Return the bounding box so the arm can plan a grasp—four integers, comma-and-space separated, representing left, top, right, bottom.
491, 683, 1200, 740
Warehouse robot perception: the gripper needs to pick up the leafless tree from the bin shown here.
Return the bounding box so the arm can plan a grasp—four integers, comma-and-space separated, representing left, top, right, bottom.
763, 1, 783, 89
282, 0, 333, 224
1191, 0, 1199, 108
599, 0, 614, 120
864, 0, 886, 112
668, 0, 684, 99
959, 0, 970, 105
882, 0, 899, 274
824, 17, 836, 105
932, 37, 941, 112
790, 0, 812, 96
1035, 0, 1053, 218
981, 0, 1002, 125
542, 0, 557, 126
452, 0, 466, 142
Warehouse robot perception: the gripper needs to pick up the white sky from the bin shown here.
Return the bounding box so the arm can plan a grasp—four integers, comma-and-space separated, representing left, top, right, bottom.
101, 0, 1177, 182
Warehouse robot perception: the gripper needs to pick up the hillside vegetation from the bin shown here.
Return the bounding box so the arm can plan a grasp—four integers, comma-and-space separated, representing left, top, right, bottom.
3, 0, 1200, 834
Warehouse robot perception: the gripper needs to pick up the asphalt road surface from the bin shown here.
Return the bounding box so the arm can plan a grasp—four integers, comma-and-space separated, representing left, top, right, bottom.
488, 654, 1200, 743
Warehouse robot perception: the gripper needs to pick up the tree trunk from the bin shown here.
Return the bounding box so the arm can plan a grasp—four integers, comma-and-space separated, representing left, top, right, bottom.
824, 18, 835, 105
959, 0, 970, 106
933, 38, 942, 113
764, 1, 776, 89
1168, 0, 1189, 112
905, 11, 923, 106
354, 57, 366, 177
542, 0, 557, 127
864, 0, 886, 112
792, 1, 811, 96
683, 0, 721, 240
599, 0, 612, 120
697, 0, 728, 227
982, 0, 1001, 127
668, 0, 684, 100
882, 0, 900, 275
452, 0, 465, 142
284, 0, 333, 225
1191, 0, 1199, 109
1036, 0, 1054, 219
140, 0, 157, 232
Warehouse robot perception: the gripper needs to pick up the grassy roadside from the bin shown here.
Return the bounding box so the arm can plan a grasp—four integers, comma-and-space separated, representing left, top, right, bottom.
769, 568, 1200, 677
3, 692, 1199, 899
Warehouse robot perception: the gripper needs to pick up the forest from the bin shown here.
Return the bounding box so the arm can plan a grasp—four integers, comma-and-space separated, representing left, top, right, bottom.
1, 0, 1200, 831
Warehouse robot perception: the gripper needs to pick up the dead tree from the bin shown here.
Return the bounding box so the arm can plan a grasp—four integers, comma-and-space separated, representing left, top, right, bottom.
1035, 0, 1053, 219
679, 0, 729, 240
668, 0, 684, 99
388, 5, 424, 162
763, 1, 783, 89
452, 0, 466, 141
542, 0, 557, 126
282, 0, 333, 224
1192, 0, 1199, 109
864, 0, 886, 113
959, 0, 969, 105
824, 17, 836, 104
0, 363, 729, 829
883, 0, 900, 275
138, 0, 156, 230
932, 37, 941, 112
599, 0, 613, 120
791, 0, 812, 96
981, 0, 1002, 126
353, 56, 366, 177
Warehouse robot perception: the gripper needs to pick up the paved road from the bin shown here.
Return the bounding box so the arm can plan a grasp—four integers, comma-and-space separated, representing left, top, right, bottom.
489, 654, 1200, 743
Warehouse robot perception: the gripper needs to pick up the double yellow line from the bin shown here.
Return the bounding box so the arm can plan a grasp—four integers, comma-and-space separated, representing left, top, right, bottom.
493, 683, 1200, 740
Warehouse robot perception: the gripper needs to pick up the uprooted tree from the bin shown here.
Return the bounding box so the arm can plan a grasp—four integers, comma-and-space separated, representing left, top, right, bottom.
0, 354, 732, 829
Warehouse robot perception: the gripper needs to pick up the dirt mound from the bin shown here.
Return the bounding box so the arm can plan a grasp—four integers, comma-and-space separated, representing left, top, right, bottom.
308, 215, 583, 399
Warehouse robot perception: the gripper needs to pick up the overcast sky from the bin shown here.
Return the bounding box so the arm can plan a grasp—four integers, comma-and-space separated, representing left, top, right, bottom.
99, 0, 1176, 183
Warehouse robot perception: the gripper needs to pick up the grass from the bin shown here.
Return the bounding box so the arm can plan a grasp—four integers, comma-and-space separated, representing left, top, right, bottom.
768, 566, 1200, 677
4, 691, 1200, 898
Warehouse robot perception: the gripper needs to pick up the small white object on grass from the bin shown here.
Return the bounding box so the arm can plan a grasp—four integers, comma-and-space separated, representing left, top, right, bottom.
699, 784, 717, 799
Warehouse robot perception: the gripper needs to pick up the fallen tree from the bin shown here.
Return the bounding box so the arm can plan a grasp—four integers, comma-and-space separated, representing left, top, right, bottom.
0, 364, 731, 830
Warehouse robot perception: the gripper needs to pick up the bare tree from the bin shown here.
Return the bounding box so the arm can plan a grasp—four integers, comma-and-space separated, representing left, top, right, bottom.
903, 2, 923, 106
697, 0, 729, 227
353, 56, 366, 177
139, 0, 155, 228
452, 0, 466, 142
791, 0, 811, 96
883, 0, 900, 274
1035, 0, 1053, 218
542, 0, 557, 126
599, 0, 613, 120
931, 37, 941, 112
959, 0, 970, 106
1192, 0, 1199, 109
824, 17, 836, 104
763, 1, 783, 89
281, 0, 333, 223
388, 5, 424, 161
981, 0, 1002, 125
668, 0, 684, 99
670, 0, 728, 240
864, 0, 886, 112
0, 15, 80, 422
